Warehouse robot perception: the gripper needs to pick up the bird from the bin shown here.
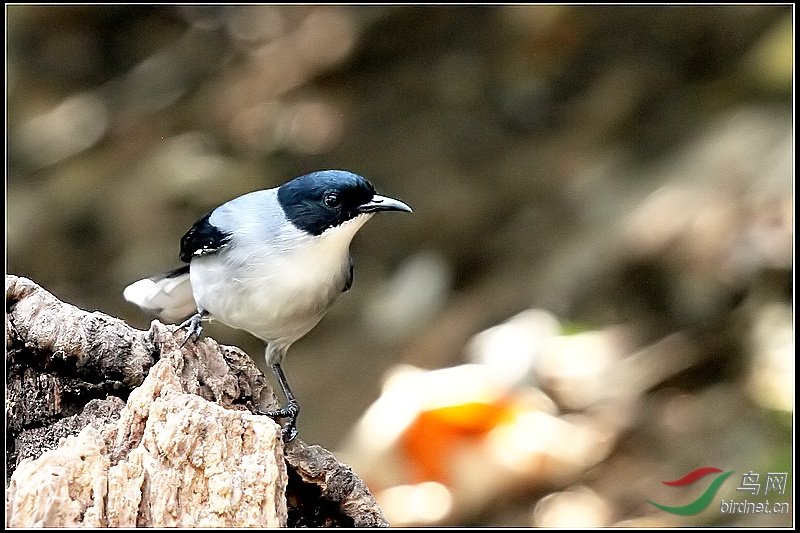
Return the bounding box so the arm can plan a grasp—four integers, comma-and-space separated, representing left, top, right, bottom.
123, 170, 412, 442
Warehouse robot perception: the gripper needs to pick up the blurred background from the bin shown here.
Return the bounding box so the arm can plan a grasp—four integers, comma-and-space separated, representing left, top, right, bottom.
6, 5, 793, 527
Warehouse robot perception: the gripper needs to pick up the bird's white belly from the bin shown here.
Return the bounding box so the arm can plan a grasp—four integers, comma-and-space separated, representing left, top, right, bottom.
189, 251, 345, 344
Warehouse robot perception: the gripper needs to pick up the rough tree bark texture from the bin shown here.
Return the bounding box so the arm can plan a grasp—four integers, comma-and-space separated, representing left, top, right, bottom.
5, 274, 388, 528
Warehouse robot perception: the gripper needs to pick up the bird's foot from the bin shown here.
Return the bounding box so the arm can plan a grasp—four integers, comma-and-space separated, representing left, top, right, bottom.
258, 403, 299, 443
177, 312, 204, 347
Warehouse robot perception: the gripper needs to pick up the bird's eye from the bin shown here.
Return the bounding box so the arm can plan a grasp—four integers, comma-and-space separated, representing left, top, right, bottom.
323, 192, 340, 208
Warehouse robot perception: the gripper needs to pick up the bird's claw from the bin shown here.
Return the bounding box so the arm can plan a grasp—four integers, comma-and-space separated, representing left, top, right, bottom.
178, 313, 204, 347
258, 404, 299, 443
280, 424, 298, 443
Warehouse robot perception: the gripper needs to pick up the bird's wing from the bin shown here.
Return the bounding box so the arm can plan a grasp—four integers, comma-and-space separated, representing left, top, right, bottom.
179, 210, 234, 263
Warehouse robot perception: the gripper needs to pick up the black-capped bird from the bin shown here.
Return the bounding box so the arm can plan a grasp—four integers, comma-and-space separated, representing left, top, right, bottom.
124, 170, 412, 441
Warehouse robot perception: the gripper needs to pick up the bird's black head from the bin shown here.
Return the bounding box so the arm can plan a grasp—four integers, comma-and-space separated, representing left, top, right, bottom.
277, 170, 410, 236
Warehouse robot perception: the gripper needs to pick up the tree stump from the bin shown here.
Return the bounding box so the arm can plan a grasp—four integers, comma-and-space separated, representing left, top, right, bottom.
5, 274, 388, 528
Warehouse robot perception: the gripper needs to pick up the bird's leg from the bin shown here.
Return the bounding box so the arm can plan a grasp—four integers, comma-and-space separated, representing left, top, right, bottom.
177, 309, 208, 347
258, 363, 300, 443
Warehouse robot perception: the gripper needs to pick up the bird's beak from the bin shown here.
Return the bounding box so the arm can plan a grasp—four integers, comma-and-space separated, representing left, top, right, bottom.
359, 194, 413, 214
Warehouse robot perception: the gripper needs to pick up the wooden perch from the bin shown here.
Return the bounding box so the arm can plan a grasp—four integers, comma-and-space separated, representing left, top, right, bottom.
5, 274, 388, 528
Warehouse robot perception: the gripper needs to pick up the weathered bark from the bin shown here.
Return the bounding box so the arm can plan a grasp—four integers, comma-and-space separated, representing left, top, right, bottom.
5, 274, 388, 528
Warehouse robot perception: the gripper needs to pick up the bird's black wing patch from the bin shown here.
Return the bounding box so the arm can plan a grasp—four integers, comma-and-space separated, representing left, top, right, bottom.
179, 211, 232, 263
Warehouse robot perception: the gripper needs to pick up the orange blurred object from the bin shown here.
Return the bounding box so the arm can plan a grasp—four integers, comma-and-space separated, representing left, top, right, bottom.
400, 398, 515, 484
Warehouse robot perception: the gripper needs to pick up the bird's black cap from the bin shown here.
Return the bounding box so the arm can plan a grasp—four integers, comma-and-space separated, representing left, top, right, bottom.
278, 170, 410, 236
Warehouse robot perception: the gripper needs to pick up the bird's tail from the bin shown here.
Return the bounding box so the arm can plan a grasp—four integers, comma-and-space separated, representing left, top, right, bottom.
123, 265, 197, 323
